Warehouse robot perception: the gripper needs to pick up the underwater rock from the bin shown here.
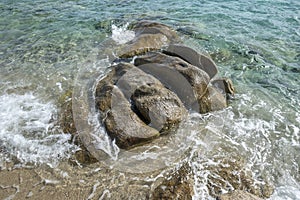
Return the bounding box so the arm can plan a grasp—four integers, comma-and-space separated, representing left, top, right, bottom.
152, 163, 194, 200
217, 190, 263, 200
204, 157, 274, 198
164, 44, 218, 79
132, 84, 187, 132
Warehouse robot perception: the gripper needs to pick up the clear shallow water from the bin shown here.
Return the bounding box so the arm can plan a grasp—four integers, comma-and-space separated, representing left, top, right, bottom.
0, 0, 299, 199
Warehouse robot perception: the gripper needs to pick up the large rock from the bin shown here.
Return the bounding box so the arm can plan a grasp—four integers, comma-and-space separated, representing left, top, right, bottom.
95, 62, 187, 148
132, 84, 187, 132
164, 44, 218, 79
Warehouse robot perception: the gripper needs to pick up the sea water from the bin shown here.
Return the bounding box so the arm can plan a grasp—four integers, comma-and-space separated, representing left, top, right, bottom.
0, 0, 299, 199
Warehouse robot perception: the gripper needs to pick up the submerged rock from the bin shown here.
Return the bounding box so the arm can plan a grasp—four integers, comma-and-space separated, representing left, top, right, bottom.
151, 163, 194, 200
217, 190, 263, 200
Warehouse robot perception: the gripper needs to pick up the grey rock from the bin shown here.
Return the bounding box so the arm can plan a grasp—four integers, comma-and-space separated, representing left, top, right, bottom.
135, 52, 211, 112
164, 44, 218, 79
95, 62, 187, 148
136, 63, 199, 111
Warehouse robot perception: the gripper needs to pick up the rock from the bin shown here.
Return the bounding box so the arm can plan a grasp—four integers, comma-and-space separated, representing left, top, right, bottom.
176, 26, 210, 41
134, 52, 211, 112
132, 84, 187, 132
95, 62, 187, 148
217, 190, 263, 200
164, 44, 218, 79
151, 163, 194, 200
211, 78, 235, 98
198, 85, 227, 113
117, 33, 169, 58
116, 64, 163, 100
104, 86, 160, 149
117, 21, 180, 58
95, 62, 134, 113
136, 63, 199, 111
58, 90, 98, 165
204, 157, 274, 199
132, 20, 180, 42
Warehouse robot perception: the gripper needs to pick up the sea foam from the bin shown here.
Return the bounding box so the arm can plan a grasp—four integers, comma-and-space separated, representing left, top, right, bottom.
0, 93, 77, 168
111, 23, 135, 44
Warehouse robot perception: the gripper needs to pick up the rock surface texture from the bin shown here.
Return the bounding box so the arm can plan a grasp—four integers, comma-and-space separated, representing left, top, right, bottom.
95, 20, 234, 149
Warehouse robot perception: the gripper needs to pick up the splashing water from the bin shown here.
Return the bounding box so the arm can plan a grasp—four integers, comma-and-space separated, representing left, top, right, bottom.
111, 23, 135, 44
0, 92, 77, 168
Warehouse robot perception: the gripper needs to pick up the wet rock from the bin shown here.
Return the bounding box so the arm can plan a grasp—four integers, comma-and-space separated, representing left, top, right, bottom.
95, 62, 134, 113
132, 20, 180, 42
117, 21, 180, 58
205, 157, 274, 198
211, 77, 235, 98
198, 85, 227, 113
151, 164, 194, 200
137, 63, 199, 111
176, 26, 210, 41
95, 62, 187, 148
132, 84, 187, 132
116, 64, 163, 100
135, 52, 211, 112
217, 190, 262, 200
117, 34, 169, 58
58, 90, 98, 165
164, 44, 218, 79
104, 86, 160, 149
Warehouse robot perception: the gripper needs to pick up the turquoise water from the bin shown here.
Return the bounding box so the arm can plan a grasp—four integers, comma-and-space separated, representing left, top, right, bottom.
0, 0, 299, 199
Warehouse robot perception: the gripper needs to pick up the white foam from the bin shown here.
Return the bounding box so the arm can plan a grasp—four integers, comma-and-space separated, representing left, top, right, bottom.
111, 23, 135, 44
0, 93, 77, 167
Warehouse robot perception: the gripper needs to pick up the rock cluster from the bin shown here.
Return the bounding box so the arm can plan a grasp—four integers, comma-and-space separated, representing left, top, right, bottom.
95, 20, 234, 149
